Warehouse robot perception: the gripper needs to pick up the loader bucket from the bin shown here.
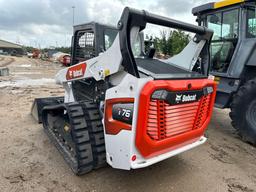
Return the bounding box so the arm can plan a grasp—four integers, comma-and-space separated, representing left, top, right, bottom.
31, 96, 64, 123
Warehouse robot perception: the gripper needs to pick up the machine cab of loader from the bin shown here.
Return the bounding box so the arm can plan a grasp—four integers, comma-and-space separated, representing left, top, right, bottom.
70, 21, 146, 102
70, 22, 146, 66
70, 22, 118, 66
193, 0, 256, 74
193, 1, 256, 105
69, 22, 118, 101
193, 0, 256, 145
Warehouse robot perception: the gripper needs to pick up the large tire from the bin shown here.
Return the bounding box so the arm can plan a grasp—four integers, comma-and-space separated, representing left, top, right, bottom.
229, 78, 256, 144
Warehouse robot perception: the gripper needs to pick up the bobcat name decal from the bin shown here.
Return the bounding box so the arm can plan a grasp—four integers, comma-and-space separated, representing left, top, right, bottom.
66, 63, 86, 80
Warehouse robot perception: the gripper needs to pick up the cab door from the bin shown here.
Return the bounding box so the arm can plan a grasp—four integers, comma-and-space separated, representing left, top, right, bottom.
206, 8, 239, 75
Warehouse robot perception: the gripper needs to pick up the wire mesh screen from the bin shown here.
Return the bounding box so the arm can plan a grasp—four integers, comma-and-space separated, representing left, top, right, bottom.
74, 30, 95, 63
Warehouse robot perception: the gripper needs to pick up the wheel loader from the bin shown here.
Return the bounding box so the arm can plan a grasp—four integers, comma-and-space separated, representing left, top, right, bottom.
32, 7, 216, 175
193, 0, 256, 144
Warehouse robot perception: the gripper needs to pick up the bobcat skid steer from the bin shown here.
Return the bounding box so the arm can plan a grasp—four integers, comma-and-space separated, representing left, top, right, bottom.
32, 7, 216, 175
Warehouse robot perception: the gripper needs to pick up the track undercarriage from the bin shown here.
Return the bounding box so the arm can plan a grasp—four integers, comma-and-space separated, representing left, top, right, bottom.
42, 101, 106, 175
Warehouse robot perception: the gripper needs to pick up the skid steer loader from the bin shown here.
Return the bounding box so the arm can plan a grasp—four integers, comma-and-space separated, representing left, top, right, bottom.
32, 7, 216, 175
193, 0, 256, 144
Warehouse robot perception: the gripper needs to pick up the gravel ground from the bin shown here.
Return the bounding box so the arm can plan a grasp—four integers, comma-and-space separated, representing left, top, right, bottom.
0, 56, 256, 192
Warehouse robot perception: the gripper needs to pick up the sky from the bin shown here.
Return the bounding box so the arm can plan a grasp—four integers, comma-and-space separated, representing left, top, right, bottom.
0, 0, 213, 48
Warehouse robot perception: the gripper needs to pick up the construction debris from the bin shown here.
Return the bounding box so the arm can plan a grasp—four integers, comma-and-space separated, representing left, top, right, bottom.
0, 67, 9, 76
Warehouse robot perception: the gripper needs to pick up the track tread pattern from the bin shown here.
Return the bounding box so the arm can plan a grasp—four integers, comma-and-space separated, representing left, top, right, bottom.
79, 101, 107, 170
43, 101, 106, 175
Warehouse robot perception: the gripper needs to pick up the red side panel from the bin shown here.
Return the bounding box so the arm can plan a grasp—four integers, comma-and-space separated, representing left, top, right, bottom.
104, 98, 134, 135
136, 79, 216, 158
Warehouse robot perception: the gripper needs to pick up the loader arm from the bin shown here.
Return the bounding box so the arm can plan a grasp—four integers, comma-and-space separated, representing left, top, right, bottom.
118, 7, 213, 77
55, 7, 213, 85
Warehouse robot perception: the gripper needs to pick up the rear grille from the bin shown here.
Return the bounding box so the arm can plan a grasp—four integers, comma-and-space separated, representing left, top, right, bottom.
194, 95, 211, 129
147, 95, 211, 141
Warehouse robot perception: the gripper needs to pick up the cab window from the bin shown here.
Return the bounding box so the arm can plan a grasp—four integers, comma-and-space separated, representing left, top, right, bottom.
207, 9, 239, 73
207, 9, 239, 40
207, 13, 222, 40
104, 29, 118, 50
247, 8, 256, 38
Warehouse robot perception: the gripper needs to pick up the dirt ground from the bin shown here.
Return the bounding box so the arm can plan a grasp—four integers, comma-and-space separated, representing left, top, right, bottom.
0, 55, 256, 192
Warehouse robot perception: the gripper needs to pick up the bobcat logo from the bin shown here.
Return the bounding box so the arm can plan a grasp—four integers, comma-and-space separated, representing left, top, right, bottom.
175, 93, 197, 103
175, 94, 182, 103
182, 94, 197, 102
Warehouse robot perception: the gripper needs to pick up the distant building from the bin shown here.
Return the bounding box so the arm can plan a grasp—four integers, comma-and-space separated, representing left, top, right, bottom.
0, 39, 24, 55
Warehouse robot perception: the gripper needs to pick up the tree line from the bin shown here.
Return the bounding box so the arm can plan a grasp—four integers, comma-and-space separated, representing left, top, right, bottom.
23, 29, 190, 57
146, 29, 191, 57
23, 46, 71, 54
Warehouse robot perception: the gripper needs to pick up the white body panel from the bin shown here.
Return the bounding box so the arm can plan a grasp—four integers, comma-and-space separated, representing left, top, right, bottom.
104, 73, 151, 169
63, 82, 75, 103
104, 73, 207, 170
131, 137, 206, 169
55, 35, 123, 84
167, 40, 206, 71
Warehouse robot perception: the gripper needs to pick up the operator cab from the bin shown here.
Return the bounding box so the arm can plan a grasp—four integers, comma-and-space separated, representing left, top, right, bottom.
70, 22, 145, 66
193, 0, 256, 75
71, 22, 118, 65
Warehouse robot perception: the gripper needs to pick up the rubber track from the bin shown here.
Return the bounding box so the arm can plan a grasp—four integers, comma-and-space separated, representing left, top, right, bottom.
44, 101, 106, 175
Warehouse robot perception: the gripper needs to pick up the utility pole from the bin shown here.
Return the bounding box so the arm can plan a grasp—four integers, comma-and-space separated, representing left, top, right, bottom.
72, 6, 75, 26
